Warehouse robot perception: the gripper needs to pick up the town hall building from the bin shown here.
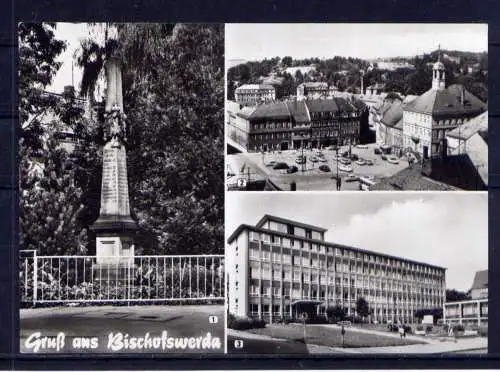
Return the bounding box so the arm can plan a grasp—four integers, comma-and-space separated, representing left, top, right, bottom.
402, 54, 487, 159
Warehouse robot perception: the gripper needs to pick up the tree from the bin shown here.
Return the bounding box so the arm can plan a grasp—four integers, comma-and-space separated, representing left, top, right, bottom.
19, 23, 98, 255
326, 305, 346, 322
19, 23, 66, 153
356, 297, 370, 320
77, 24, 224, 255
282, 56, 293, 67
446, 289, 470, 302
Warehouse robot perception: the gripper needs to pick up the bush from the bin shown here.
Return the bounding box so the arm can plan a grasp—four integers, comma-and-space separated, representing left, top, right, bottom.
478, 325, 488, 337
227, 313, 266, 330
416, 325, 424, 331
453, 324, 465, 332
404, 325, 412, 334
425, 325, 433, 333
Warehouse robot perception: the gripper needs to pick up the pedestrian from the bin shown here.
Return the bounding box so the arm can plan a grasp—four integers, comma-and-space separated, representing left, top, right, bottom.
399, 325, 404, 340
403, 325, 407, 338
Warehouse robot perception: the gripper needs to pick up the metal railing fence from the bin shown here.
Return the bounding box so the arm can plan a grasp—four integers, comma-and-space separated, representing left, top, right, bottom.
20, 250, 224, 305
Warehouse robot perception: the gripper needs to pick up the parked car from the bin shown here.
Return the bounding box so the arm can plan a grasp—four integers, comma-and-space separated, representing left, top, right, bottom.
273, 162, 289, 170
344, 174, 359, 182
355, 159, 366, 166
365, 159, 374, 166
319, 165, 331, 172
381, 154, 388, 161
287, 165, 298, 174
327, 145, 338, 151
387, 156, 399, 164
350, 153, 359, 161
295, 156, 306, 164
339, 158, 351, 165
265, 161, 276, 167
339, 164, 353, 173
318, 156, 328, 162
374, 148, 382, 155
414, 325, 426, 335
310, 156, 318, 163
356, 144, 369, 149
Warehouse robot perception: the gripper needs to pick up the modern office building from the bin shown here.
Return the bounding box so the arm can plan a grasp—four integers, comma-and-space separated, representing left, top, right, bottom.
443, 270, 488, 327
226, 98, 368, 152
234, 84, 276, 105
227, 215, 446, 323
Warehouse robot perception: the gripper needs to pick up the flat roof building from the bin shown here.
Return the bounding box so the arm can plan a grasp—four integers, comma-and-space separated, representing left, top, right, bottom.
227, 215, 446, 324
444, 270, 488, 328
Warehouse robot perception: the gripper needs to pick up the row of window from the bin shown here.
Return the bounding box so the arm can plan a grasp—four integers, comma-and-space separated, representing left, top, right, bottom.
246, 237, 443, 276
248, 284, 443, 300
248, 253, 443, 283
248, 304, 438, 316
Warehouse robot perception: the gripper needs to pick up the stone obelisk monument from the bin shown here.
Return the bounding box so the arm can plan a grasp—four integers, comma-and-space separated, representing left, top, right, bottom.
91, 57, 137, 270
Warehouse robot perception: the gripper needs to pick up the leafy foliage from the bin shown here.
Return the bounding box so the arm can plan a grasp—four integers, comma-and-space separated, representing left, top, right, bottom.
19, 23, 100, 255
356, 297, 370, 318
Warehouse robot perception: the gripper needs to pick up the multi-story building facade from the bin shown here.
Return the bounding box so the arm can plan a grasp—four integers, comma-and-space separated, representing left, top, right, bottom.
227, 98, 368, 152
234, 84, 276, 105
227, 215, 446, 324
443, 270, 488, 328
297, 82, 330, 100
402, 55, 486, 159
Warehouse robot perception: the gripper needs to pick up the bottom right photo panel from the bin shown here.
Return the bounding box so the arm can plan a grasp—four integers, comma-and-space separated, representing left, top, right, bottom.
225, 192, 488, 355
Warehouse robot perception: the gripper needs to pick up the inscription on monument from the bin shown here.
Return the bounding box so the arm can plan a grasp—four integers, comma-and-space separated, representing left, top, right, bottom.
100, 143, 130, 216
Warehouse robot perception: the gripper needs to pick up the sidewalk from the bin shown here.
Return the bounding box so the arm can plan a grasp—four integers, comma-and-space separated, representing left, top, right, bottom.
352, 336, 487, 354
312, 323, 433, 344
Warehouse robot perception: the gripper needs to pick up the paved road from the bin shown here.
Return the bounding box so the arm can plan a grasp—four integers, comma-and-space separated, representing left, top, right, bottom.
20, 305, 224, 354
227, 335, 311, 355
228, 144, 408, 191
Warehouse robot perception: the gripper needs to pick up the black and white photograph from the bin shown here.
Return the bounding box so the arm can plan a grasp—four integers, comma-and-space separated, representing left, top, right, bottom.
19, 22, 225, 354
225, 23, 488, 191
225, 192, 488, 354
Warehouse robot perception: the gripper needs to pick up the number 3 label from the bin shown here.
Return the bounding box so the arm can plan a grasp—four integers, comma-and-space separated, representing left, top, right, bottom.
234, 339, 244, 349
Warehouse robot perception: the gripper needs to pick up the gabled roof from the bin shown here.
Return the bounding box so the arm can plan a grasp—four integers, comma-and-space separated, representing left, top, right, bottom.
299, 82, 328, 89
286, 100, 309, 123
404, 84, 486, 118
380, 101, 404, 127
470, 270, 488, 290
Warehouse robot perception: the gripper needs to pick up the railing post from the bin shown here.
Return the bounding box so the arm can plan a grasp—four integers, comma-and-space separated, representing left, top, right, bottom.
33, 251, 38, 305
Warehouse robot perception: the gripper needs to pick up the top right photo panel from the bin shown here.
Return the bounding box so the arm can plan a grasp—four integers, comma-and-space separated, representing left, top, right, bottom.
226, 23, 488, 191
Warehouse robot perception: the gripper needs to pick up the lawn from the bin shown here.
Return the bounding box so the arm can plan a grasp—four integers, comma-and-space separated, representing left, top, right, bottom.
246, 324, 424, 348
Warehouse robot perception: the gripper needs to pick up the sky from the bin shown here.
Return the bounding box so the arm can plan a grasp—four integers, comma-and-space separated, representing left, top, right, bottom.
226, 192, 488, 292
226, 23, 488, 61
47, 23, 90, 95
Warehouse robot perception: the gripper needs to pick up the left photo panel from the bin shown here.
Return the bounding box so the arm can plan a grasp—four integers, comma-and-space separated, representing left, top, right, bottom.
18, 23, 225, 354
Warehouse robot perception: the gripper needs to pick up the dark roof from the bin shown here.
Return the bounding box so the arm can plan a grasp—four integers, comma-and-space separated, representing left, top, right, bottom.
371, 166, 458, 191
227, 224, 446, 270
404, 84, 486, 118
426, 154, 487, 190
380, 102, 404, 127
286, 100, 310, 123
255, 214, 328, 233
248, 102, 290, 120
243, 98, 361, 122
470, 270, 488, 290
372, 155, 487, 191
